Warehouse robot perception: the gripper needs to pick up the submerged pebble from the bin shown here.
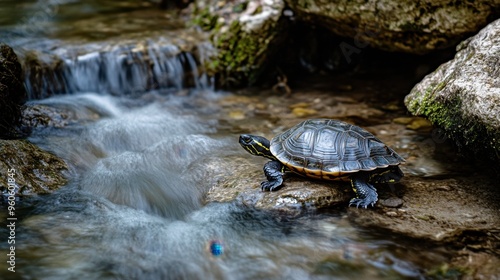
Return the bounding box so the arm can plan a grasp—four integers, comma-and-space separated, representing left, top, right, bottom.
292, 107, 317, 117
406, 117, 433, 130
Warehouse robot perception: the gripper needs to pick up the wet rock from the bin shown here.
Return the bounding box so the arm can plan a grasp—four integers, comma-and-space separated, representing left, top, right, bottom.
21, 103, 101, 129
192, 1, 499, 83
0, 140, 68, 196
348, 177, 500, 245
22, 51, 67, 99
405, 19, 500, 161
0, 44, 28, 139
286, 0, 500, 54
445, 250, 500, 279
200, 156, 351, 212
193, 0, 286, 86
435, 185, 451, 192
22, 104, 73, 128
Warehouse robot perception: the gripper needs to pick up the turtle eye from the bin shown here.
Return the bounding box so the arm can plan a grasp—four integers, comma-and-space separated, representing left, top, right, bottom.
240, 135, 253, 144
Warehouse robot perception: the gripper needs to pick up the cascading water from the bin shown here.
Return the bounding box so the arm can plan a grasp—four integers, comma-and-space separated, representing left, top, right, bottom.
21, 39, 215, 99
27, 92, 224, 219
10, 88, 429, 279
1, 0, 215, 99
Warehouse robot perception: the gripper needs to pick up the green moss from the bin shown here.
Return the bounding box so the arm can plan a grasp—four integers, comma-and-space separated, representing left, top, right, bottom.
434, 81, 447, 92
191, 1, 287, 87
253, 5, 263, 15
232, 1, 248, 13
210, 19, 279, 86
410, 87, 461, 131
408, 85, 500, 160
191, 7, 220, 31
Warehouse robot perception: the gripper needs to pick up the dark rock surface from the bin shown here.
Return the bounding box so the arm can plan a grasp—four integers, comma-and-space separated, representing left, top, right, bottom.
0, 44, 27, 138
286, 0, 500, 54
192, 0, 500, 86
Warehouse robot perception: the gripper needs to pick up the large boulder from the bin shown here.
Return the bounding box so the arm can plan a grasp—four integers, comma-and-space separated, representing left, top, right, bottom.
192, 0, 499, 87
0, 44, 28, 138
285, 0, 499, 54
405, 19, 500, 161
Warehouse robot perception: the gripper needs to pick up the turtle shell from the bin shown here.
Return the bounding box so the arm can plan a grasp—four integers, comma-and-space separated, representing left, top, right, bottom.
270, 119, 405, 180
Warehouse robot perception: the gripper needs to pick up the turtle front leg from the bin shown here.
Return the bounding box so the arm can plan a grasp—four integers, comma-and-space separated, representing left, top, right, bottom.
349, 173, 378, 208
261, 160, 284, 191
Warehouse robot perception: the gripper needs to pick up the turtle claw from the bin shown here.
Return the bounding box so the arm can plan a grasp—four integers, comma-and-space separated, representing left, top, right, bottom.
349, 198, 376, 208
261, 181, 282, 192
261, 161, 284, 192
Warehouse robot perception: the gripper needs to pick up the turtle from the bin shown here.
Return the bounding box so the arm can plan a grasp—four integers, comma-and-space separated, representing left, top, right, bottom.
238, 119, 405, 208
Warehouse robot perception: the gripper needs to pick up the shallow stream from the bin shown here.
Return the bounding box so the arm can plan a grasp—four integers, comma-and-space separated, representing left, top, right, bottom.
4, 91, 448, 279
1, 1, 496, 279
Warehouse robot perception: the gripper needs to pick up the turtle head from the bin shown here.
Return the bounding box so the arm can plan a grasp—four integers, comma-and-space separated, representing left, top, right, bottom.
239, 134, 276, 160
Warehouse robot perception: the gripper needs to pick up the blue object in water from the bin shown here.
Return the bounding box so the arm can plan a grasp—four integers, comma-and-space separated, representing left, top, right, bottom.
209, 240, 224, 257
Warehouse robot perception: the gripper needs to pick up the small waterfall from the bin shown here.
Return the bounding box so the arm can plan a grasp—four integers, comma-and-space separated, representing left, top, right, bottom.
21, 38, 216, 99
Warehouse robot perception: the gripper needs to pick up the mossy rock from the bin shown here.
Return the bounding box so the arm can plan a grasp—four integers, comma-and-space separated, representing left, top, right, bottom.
192, 0, 286, 87
405, 19, 500, 161
0, 140, 68, 196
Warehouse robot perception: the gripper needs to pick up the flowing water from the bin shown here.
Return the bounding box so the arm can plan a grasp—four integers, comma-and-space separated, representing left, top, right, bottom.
0, 1, 466, 279
5, 91, 442, 279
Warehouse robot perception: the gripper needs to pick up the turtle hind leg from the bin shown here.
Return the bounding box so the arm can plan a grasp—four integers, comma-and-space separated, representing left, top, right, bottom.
261, 161, 284, 191
349, 173, 378, 208
370, 166, 404, 184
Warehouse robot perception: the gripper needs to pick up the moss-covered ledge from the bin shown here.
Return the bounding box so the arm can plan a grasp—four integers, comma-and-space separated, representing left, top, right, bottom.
192, 0, 286, 87
405, 19, 500, 161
